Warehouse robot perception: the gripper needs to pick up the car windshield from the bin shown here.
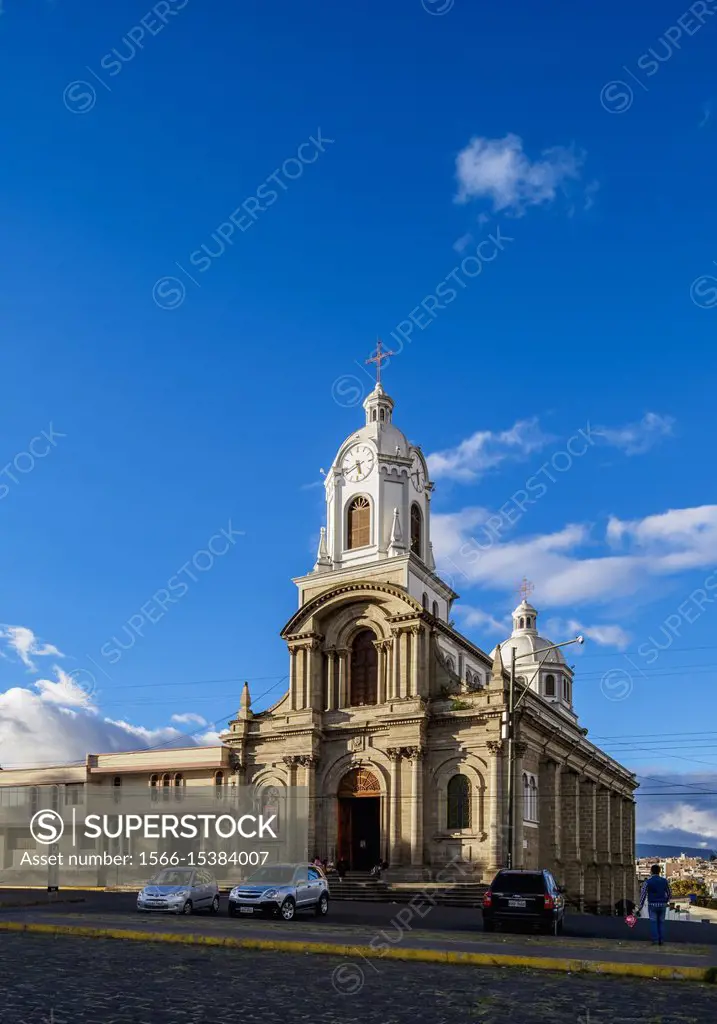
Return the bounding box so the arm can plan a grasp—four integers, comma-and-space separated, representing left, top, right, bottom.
245, 865, 300, 885
492, 872, 545, 894
150, 870, 194, 886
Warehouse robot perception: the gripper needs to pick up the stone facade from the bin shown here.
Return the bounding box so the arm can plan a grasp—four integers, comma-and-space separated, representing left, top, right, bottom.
0, 377, 639, 910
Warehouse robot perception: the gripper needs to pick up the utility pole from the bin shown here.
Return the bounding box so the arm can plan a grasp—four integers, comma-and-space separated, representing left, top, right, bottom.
503, 635, 584, 870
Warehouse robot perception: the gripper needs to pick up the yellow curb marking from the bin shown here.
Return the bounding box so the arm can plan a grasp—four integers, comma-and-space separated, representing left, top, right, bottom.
0, 920, 712, 983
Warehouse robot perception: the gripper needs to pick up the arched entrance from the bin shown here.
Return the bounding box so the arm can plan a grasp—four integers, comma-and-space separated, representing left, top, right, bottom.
337, 767, 381, 871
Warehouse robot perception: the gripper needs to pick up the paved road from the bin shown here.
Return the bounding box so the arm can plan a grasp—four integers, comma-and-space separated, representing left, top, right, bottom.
3, 890, 715, 946
1, 932, 714, 1024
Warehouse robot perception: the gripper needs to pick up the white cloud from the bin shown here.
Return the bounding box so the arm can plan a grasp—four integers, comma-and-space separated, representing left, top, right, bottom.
427, 412, 673, 485
596, 412, 674, 455
34, 667, 96, 709
433, 504, 717, 608
427, 418, 553, 483
454, 606, 509, 635
0, 670, 219, 769
0, 625, 63, 670
455, 133, 583, 216
171, 712, 208, 726
545, 617, 630, 650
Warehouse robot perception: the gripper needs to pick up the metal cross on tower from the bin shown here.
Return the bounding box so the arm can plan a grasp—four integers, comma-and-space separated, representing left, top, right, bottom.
516, 577, 534, 602
366, 338, 394, 386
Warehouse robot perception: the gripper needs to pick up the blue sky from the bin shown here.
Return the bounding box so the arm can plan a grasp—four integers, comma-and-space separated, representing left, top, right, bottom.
1, 0, 716, 847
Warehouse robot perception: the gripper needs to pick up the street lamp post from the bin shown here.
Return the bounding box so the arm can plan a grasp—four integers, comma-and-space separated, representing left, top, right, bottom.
503, 635, 584, 870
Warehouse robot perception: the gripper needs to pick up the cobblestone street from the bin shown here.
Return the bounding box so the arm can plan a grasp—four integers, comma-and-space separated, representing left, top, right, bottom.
0, 934, 713, 1024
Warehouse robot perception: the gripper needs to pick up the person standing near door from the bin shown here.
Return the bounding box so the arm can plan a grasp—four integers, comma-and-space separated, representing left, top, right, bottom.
637, 864, 672, 945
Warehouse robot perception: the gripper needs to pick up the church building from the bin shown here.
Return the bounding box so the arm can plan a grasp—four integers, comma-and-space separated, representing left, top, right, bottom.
0, 366, 638, 911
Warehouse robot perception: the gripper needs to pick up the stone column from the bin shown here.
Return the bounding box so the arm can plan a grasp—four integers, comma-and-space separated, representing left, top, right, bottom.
387, 747, 402, 866
596, 786, 612, 913
622, 797, 636, 902
580, 778, 598, 910
326, 650, 337, 711
409, 626, 421, 698
375, 640, 388, 704
400, 630, 410, 698
561, 770, 583, 909
406, 746, 424, 867
392, 630, 401, 700
513, 742, 527, 869
308, 639, 322, 709
283, 754, 300, 858
336, 649, 349, 708
289, 648, 298, 711
486, 740, 504, 874
299, 755, 319, 859
539, 760, 561, 873
296, 646, 307, 709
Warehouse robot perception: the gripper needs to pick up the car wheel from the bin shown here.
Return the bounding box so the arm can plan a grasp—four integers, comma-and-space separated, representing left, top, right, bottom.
315, 893, 329, 917
280, 897, 296, 921
182, 901, 193, 915
210, 896, 220, 914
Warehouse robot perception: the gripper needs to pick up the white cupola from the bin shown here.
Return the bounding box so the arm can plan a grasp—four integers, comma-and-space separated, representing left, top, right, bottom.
490, 585, 577, 720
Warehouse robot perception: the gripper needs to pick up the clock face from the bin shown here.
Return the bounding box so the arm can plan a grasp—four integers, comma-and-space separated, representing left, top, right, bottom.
410, 454, 426, 493
342, 444, 375, 482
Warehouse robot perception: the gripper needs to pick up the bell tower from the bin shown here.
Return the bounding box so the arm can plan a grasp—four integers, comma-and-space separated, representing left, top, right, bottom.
295, 342, 456, 621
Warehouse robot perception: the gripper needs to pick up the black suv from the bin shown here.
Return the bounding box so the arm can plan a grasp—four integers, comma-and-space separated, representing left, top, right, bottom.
482, 869, 565, 935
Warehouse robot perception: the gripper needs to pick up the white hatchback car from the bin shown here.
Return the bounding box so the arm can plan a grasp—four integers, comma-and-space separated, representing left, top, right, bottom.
137, 868, 220, 915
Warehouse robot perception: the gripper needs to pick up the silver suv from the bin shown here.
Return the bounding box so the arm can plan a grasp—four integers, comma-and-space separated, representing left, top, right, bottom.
228, 863, 329, 921
137, 868, 220, 915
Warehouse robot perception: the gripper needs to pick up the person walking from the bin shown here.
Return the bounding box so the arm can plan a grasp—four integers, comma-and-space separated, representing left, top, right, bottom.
637, 864, 672, 945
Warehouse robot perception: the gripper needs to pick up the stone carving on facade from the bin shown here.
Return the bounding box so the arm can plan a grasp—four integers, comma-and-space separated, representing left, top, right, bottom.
486, 740, 504, 756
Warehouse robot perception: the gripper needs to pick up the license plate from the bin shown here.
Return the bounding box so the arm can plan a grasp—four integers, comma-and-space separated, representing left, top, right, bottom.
240, 907, 254, 914
508, 899, 526, 907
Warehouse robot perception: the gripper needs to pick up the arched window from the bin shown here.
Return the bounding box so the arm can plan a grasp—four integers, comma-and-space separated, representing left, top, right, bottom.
447, 775, 471, 830
445, 656, 455, 674
410, 503, 422, 557
422, 592, 428, 610
379, 408, 385, 422
215, 770, 224, 800
174, 773, 184, 801
161, 773, 171, 801
432, 600, 439, 618
112, 775, 121, 804
371, 409, 377, 421
519, 617, 525, 629
465, 669, 472, 688
350, 630, 378, 706
347, 496, 371, 549
545, 674, 555, 697
150, 774, 159, 802
523, 773, 529, 818
526, 617, 531, 628
530, 776, 538, 821
563, 677, 570, 701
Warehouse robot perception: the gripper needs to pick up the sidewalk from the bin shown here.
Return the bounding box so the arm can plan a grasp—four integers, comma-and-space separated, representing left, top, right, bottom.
1, 907, 715, 983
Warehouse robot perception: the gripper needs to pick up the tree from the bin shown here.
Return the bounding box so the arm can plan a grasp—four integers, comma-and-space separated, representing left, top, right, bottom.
670, 879, 708, 899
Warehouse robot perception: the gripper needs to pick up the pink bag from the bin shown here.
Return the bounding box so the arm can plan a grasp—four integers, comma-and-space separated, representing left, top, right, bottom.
625, 914, 637, 928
